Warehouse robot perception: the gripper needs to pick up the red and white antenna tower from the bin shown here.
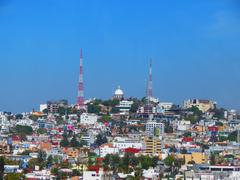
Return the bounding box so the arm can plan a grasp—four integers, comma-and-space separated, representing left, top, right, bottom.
77, 48, 86, 111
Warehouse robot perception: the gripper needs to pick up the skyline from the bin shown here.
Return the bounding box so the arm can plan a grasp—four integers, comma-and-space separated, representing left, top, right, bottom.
1, 0, 240, 112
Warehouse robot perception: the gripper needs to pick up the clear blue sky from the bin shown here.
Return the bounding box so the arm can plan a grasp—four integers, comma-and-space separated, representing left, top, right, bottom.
0, 0, 240, 112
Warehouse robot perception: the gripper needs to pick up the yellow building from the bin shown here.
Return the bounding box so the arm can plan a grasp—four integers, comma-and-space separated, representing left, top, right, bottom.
177, 152, 206, 164
184, 99, 216, 113
144, 137, 161, 156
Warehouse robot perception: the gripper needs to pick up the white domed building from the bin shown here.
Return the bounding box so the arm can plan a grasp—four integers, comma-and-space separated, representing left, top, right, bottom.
113, 86, 124, 100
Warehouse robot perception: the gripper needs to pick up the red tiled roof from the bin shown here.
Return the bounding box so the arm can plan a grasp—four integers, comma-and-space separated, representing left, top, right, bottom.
124, 148, 141, 153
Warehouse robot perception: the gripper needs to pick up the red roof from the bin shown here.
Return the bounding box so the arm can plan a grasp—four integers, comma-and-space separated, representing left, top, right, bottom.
88, 165, 100, 172
182, 137, 193, 142
124, 148, 141, 153
208, 126, 218, 132
12, 135, 22, 141
96, 157, 104, 162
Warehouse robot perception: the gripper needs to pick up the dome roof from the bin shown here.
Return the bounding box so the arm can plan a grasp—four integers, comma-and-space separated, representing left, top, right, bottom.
114, 86, 124, 96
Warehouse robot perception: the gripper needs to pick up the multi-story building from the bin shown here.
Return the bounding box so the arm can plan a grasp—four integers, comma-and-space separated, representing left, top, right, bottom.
183, 99, 216, 113
39, 104, 47, 112
99, 143, 119, 157
80, 113, 98, 125
46, 99, 68, 113
177, 152, 206, 164
145, 120, 164, 137
158, 102, 174, 111
116, 100, 133, 114
144, 137, 162, 156
113, 137, 143, 150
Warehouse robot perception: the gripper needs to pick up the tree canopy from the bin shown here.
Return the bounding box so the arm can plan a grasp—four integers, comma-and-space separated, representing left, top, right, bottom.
15, 125, 33, 135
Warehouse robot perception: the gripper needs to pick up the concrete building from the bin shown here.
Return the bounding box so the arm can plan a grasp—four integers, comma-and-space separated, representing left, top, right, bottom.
145, 120, 164, 137
177, 120, 191, 131
138, 105, 157, 114
183, 99, 216, 113
113, 137, 143, 150
40, 104, 47, 112
46, 99, 68, 113
144, 137, 162, 156
158, 102, 174, 110
177, 152, 206, 164
116, 100, 133, 114
99, 143, 119, 157
80, 113, 98, 125
83, 170, 113, 180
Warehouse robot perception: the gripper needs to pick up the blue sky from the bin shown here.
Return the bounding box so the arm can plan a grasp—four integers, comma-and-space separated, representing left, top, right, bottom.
0, 0, 240, 112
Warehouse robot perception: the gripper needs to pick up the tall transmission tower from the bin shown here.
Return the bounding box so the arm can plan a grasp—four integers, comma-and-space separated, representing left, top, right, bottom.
147, 59, 153, 101
144, 59, 154, 117
77, 49, 86, 111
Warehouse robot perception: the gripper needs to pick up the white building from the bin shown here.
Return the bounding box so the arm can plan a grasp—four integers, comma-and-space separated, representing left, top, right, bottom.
116, 100, 133, 114
183, 99, 216, 113
145, 120, 165, 137
113, 86, 124, 100
82, 133, 95, 146
158, 102, 174, 110
40, 104, 47, 112
99, 143, 119, 157
177, 120, 191, 131
80, 113, 98, 125
83, 170, 112, 180
113, 137, 143, 150
16, 119, 34, 126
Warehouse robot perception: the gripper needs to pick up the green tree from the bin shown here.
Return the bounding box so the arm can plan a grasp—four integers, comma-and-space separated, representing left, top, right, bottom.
183, 132, 191, 137
102, 114, 111, 121
188, 106, 203, 116
218, 136, 228, 142
38, 150, 47, 162
111, 107, 120, 113
72, 169, 81, 176
88, 104, 101, 114
164, 155, 175, 166
0, 156, 5, 177
215, 121, 223, 126
164, 122, 173, 133
95, 134, 108, 146
47, 155, 53, 167
29, 115, 38, 121
228, 131, 237, 142
185, 115, 199, 124
28, 158, 42, 170
15, 125, 33, 135
37, 128, 47, 134
42, 108, 48, 114
60, 136, 69, 147
210, 153, 216, 165
152, 156, 159, 168
130, 102, 140, 113
51, 167, 58, 175
70, 135, 80, 147
5, 173, 24, 180
56, 116, 64, 125
58, 106, 66, 116
103, 154, 111, 170
140, 155, 153, 170
80, 140, 88, 147
121, 153, 131, 173
210, 108, 226, 119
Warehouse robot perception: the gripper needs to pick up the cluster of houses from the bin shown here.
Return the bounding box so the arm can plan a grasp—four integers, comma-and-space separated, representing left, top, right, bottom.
0, 97, 240, 179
